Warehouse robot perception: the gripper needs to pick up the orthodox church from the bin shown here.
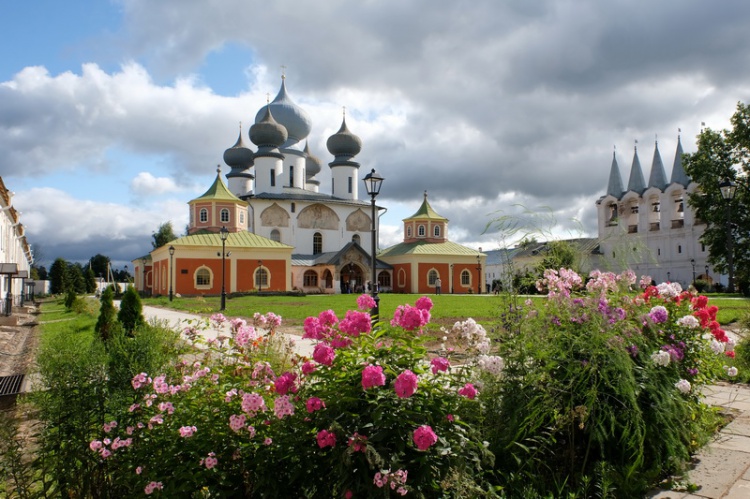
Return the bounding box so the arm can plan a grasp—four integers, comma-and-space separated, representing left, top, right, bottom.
134, 75, 491, 298
595, 135, 711, 286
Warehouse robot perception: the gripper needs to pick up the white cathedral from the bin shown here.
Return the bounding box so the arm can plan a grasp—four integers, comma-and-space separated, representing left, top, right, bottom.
595, 136, 712, 287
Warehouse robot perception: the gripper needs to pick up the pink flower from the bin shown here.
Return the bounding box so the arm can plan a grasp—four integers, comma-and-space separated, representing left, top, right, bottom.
306, 397, 325, 413
264, 437, 272, 446
241, 392, 267, 414
131, 372, 151, 390
204, 452, 218, 469
144, 481, 163, 494
313, 343, 336, 366
344, 491, 353, 499
179, 425, 197, 438
135, 466, 143, 475
89, 440, 102, 452
458, 383, 477, 400
413, 425, 438, 451
301, 360, 317, 375
415, 296, 434, 311
357, 294, 377, 310
391, 304, 431, 331
229, 414, 246, 432
446, 414, 455, 422
316, 429, 337, 448
339, 310, 372, 337
361, 365, 386, 390
347, 432, 368, 452
273, 395, 295, 419
274, 371, 298, 395
394, 370, 418, 398
430, 357, 450, 374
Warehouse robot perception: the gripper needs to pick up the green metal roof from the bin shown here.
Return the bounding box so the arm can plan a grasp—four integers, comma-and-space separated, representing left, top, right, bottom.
172, 231, 293, 249
379, 240, 482, 257
190, 171, 246, 204
403, 191, 447, 222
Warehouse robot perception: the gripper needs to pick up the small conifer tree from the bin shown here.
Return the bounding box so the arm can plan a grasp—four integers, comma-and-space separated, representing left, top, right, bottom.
64, 288, 77, 310
118, 286, 145, 335
95, 287, 117, 342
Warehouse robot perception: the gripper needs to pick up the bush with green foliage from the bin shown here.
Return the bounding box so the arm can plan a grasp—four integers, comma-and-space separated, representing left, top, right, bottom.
117, 286, 145, 334
95, 287, 118, 342
64, 288, 77, 310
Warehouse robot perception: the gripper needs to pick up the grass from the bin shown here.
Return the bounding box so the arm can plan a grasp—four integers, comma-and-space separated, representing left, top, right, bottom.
36, 297, 99, 343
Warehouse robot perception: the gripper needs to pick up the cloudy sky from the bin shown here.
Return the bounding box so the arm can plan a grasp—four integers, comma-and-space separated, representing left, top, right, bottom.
3, 0, 750, 269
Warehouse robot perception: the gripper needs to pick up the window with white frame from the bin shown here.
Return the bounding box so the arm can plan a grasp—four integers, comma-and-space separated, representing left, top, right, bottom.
200, 208, 208, 223
220, 208, 230, 223
461, 270, 471, 286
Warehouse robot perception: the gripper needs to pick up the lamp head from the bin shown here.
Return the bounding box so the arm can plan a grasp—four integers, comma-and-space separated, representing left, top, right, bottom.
719, 178, 737, 200
168, 245, 175, 256
220, 226, 229, 241
363, 168, 384, 197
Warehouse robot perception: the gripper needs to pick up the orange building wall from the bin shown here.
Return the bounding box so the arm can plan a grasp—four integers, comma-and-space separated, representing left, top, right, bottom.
392, 263, 411, 293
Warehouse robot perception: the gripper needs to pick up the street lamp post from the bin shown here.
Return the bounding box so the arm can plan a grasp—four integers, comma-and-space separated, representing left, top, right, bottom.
168, 246, 175, 301
363, 168, 384, 323
476, 255, 481, 294
719, 178, 737, 293
690, 258, 696, 285
220, 227, 229, 310
141, 258, 147, 294
257, 260, 263, 293
449, 264, 454, 294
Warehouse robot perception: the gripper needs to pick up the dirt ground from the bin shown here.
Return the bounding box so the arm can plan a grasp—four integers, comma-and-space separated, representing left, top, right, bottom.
0, 305, 40, 379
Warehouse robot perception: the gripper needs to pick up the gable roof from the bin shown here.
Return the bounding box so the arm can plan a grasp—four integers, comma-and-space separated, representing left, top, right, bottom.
403, 191, 448, 222
190, 169, 247, 205
379, 240, 482, 257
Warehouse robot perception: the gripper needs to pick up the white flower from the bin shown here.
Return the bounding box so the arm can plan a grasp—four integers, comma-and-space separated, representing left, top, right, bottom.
675, 379, 692, 394
728, 367, 739, 377
651, 350, 671, 367
676, 315, 700, 329
726, 338, 737, 353
710, 339, 726, 354
477, 355, 505, 376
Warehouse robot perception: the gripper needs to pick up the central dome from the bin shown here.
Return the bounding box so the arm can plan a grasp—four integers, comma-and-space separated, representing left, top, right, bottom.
254, 77, 312, 148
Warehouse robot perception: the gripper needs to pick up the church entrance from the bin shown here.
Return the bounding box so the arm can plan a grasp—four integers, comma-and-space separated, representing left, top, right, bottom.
340, 263, 364, 294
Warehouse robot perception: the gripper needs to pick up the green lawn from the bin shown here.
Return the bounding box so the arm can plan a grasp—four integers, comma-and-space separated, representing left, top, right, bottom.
142, 292, 749, 330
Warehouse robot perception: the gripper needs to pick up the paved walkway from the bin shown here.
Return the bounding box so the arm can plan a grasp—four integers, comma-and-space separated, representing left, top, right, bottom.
648, 383, 750, 498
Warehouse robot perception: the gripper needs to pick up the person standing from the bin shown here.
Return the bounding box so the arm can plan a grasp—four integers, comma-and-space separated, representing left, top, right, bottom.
435, 277, 442, 295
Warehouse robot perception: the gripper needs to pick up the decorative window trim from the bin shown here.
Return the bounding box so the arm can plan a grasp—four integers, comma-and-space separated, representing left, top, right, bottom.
313, 232, 323, 255
407, 226, 412, 238
195, 266, 213, 289
200, 208, 208, 223
303, 270, 318, 287
460, 269, 471, 286
427, 269, 438, 286
220, 208, 230, 223
418, 225, 426, 237
433, 225, 440, 237
255, 267, 269, 288
270, 229, 281, 242
398, 268, 406, 287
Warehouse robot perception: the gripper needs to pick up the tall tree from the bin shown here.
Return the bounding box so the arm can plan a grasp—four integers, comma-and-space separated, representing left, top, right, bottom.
89, 254, 111, 280
69, 263, 87, 294
152, 222, 177, 249
85, 267, 97, 294
683, 102, 750, 295
49, 258, 69, 294
95, 287, 118, 342
118, 286, 145, 334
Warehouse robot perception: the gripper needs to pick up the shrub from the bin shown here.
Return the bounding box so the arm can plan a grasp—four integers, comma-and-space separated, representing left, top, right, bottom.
95, 287, 118, 342
64, 288, 77, 310
117, 286, 145, 334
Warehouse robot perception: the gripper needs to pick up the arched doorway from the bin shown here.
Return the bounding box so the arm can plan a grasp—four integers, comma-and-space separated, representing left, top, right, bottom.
340, 263, 364, 294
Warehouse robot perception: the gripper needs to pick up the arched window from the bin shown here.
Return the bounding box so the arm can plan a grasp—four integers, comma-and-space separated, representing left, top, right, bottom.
289, 166, 294, 187
313, 232, 323, 254
200, 208, 208, 223
196, 267, 212, 287
255, 267, 269, 288
220, 208, 230, 223
270, 229, 281, 242
398, 268, 406, 287
352, 234, 361, 245
461, 270, 471, 286
303, 270, 318, 287
428, 269, 438, 286
407, 226, 412, 237
378, 270, 391, 289
418, 225, 426, 237
433, 225, 440, 237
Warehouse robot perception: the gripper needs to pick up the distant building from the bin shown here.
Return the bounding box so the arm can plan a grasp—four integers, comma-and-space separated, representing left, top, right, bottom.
595, 136, 710, 287
0, 177, 33, 312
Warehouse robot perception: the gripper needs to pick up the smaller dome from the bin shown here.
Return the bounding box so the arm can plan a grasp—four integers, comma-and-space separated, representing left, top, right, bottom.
250, 106, 288, 149
223, 125, 254, 168
304, 141, 322, 177
326, 117, 362, 161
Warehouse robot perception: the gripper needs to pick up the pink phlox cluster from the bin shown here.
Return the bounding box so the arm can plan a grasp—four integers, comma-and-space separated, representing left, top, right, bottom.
391, 304, 431, 332
361, 364, 386, 390
148, 414, 164, 429
263, 437, 272, 446
413, 425, 438, 451
306, 396, 325, 413
348, 432, 368, 452
430, 357, 450, 375
229, 317, 247, 332
586, 270, 620, 296
373, 469, 408, 494
152, 375, 169, 394
537, 268, 583, 298
394, 370, 419, 398
458, 383, 478, 399
339, 310, 372, 337
229, 414, 247, 432
251, 361, 276, 384
274, 371, 298, 395
657, 281, 683, 299
451, 318, 490, 354
254, 311, 282, 330
179, 426, 197, 438
675, 379, 692, 394
313, 343, 336, 366
357, 293, 377, 311
128, 403, 140, 413
158, 402, 175, 415
144, 481, 163, 495
210, 313, 227, 326
477, 355, 504, 376
183, 325, 200, 340
415, 296, 434, 311
241, 392, 267, 415
301, 360, 317, 375
225, 388, 238, 402
143, 393, 157, 408
202, 452, 218, 469
273, 395, 295, 419
639, 275, 653, 289
302, 311, 337, 341
234, 325, 257, 347
677, 315, 700, 329
316, 429, 337, 448
103, 421, 118, 433
132, 372, 152, 390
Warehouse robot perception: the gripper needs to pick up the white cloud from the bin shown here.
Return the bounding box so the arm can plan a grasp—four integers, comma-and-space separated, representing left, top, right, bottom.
130, 172, 182, 196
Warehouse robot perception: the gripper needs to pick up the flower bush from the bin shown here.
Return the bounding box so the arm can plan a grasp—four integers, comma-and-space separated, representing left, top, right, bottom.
481, 269, 736, 496
90, 298, 494, 497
